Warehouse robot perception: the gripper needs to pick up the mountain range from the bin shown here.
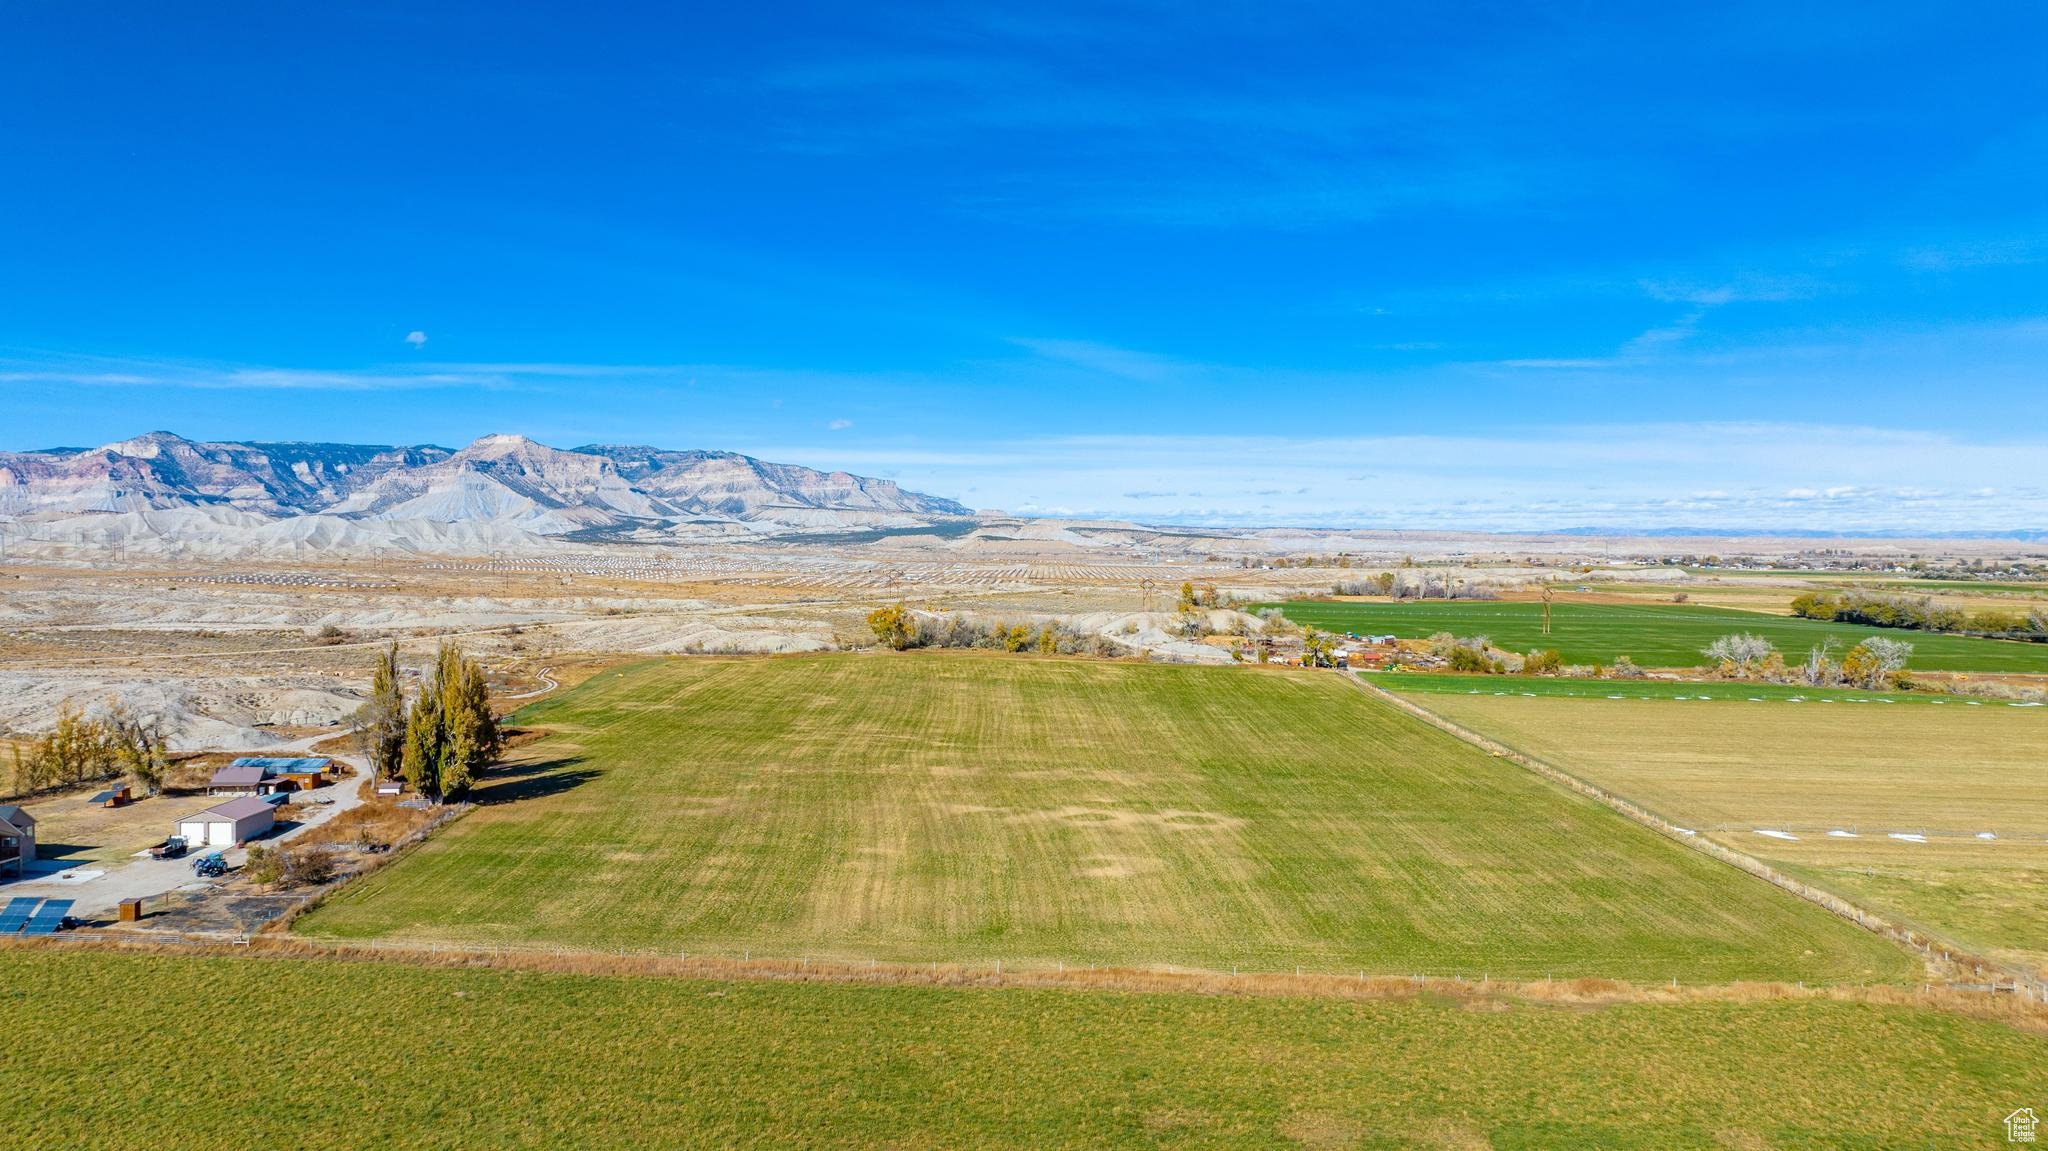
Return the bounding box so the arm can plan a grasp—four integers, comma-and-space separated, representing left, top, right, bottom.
0, 432, 971, 551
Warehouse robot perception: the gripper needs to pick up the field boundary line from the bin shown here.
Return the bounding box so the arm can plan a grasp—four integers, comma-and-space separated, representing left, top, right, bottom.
12, 932, 2048, 1031
1343, 672, 2048, 1000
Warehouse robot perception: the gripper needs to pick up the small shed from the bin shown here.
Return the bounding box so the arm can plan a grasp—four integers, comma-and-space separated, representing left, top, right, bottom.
89, 785, 133, 808
176, 797, 276, 848
375, 780, 404, 797
0, 805, 34, 877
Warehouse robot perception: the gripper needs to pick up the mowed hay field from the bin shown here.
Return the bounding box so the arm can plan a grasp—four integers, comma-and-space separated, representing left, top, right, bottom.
1270, 598, 2048, 672
7, 951, 2043, 1151
1394, 688, 2048, 976
299, 653, 1910, 982
5, 952, 2045, 1151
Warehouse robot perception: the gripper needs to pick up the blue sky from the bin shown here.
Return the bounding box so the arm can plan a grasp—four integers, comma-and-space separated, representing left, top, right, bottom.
3, 2, 2046, 531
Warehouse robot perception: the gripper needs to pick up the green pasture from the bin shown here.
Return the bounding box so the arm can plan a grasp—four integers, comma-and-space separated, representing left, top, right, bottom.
297, 653, 1910, 983
2, 949, 2041, 1149
1269, 598, 2048, 672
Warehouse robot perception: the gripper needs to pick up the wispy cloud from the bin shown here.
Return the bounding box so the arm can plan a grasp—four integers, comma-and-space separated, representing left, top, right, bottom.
763, 422, 2048, 532
1901, 236, 2047, 271
0, 354, 694, 393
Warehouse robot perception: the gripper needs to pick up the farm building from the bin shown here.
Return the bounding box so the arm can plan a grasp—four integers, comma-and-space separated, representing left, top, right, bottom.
0, 806, 34, 877
207, 763, 269, 796
232, 757, 331, 792
176, 797, 276, 848
209, 757, 330, 796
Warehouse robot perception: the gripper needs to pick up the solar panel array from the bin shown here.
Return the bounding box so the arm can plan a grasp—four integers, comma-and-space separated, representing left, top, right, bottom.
0, 896, 39, 933
20, 899, 71, 935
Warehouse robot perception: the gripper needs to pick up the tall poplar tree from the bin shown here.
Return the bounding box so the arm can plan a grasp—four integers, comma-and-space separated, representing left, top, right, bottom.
353, 643, 407, 780
399, 665, 445, 800
395, 642, 501, 802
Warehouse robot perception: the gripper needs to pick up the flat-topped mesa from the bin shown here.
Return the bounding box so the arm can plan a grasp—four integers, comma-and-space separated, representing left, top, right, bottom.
0, 430, 970, 537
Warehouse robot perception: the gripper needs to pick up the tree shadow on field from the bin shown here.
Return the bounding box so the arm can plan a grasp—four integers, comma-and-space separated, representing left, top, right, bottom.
474, 756, 599, 806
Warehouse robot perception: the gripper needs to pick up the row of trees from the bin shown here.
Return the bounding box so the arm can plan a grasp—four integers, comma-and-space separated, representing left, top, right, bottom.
6, 701, 169, 800
867, 605, 1120, 657
1330, 572, 1498, 600
1702, 632, 1913, 689
353, 643, 500, 802
1791, 590, 2048, 638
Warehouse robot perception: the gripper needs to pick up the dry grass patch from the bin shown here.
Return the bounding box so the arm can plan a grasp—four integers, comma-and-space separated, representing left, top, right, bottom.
1406, 691, 2048, 977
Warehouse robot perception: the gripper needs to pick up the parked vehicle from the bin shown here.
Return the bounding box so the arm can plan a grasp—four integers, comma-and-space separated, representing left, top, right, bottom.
191, 852, 228, 878
149, 836, 188, 860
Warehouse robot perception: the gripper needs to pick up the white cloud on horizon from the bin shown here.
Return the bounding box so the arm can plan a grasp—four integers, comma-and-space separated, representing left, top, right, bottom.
755, 422, 2048, 533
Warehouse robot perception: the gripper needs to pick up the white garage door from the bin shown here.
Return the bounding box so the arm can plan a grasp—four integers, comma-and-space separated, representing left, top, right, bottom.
183, 819, 232, 847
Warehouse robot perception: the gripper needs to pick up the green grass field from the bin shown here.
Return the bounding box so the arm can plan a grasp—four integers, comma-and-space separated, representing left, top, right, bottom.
1382, 685, 2048, 976
2, 949, 2041, 1149
298, 654, 1911, 982
1268, 598, 2048, 672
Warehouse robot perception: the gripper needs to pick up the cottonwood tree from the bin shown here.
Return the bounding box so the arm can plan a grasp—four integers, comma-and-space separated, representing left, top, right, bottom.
1798, 638, 1841, 686
1302, 627, 1340, 667
1702, 633, 1776, 678
866, 603, 915, 650
1841, 636, 1913, 689
7, 703, 122, 797
352, 643, 407, 780
103, 700, 169, 795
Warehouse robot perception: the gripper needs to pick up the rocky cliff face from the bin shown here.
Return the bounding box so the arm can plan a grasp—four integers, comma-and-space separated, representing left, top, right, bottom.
0, 431, 968, 541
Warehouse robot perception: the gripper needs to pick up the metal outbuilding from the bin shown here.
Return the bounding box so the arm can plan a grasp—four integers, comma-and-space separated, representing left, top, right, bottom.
176, 797, 276, 848
207, 764, 269, 796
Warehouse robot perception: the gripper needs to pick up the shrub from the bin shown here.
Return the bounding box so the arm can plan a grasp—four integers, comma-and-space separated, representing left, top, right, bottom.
1447, 646, 1491, 673
281, 846, 335, 888
244, 845, 282, 887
